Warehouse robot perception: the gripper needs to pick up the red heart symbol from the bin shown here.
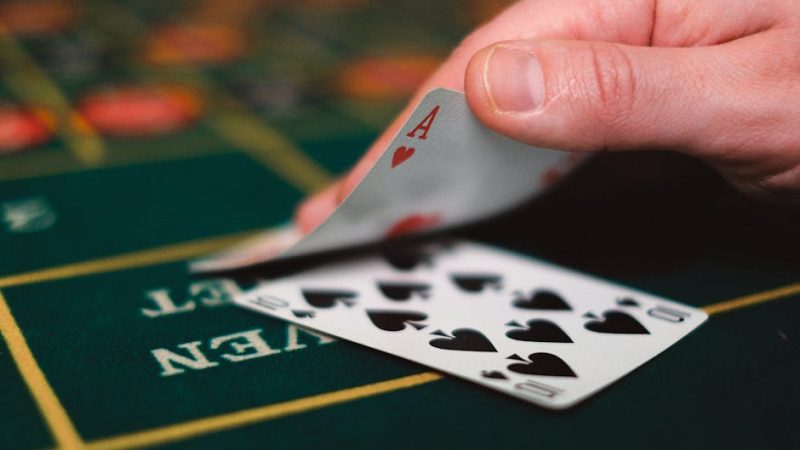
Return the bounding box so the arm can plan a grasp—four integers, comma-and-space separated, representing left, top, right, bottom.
391, 146, 415, 168
385, 213, 442, 238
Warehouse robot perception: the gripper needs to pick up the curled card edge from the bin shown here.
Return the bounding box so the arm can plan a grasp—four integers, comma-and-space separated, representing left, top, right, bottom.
189, 224, 302, 273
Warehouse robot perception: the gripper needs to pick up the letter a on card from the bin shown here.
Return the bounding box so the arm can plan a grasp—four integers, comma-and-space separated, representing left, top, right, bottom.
406, 105, 440, 140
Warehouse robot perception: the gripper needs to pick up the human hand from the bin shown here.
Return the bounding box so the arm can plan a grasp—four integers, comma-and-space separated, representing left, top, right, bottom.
296, 0, 800, 233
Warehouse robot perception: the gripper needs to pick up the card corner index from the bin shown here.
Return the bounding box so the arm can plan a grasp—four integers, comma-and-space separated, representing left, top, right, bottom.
234, 287, 290, 311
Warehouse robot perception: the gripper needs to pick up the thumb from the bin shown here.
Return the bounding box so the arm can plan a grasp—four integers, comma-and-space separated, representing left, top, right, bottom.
465, 39, 732, 155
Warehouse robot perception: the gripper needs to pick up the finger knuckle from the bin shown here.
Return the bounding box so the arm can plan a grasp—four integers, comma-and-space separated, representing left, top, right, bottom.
577, 44, 639, 130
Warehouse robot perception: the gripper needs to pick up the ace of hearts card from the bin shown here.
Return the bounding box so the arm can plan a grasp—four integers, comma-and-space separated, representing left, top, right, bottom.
193, 89, 581, 273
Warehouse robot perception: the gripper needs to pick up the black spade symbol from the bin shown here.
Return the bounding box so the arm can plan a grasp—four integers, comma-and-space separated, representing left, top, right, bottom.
617, 297, 640, 307
481, 370, 508, 380
513, 290, 571, 310
584, 310, 650, 334
506, 319, 573, 343
366, 310, 428, 332
451, 274, 502, 293
377, 282, 431, 301
301, 289, 357, 308
384, 249, 432, 271
292, 310, 315, 319
507, 352, 577, 377
429, 328, 497, 352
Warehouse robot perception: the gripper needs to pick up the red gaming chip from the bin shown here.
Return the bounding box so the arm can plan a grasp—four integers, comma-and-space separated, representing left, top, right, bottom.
337, 54, 441, 101
144, 23, 247, 66
0, 105, 54, 155
77, 85, 202, 137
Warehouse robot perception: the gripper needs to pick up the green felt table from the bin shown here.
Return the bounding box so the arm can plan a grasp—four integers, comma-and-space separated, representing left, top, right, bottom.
1, 1, 799, 449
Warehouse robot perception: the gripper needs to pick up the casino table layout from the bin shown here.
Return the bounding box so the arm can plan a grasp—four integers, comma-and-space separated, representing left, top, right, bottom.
1, 1, 799, 449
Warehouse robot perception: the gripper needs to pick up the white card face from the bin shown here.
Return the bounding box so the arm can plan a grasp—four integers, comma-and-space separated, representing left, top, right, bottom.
234, 241, 707, 409
193, 89, 580, 272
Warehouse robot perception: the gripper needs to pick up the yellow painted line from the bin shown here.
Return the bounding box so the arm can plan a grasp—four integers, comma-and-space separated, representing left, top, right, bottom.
703, 283, 800, 315
0, 230, 262, 289
144, 67, 333, 194
85, 372, 442, 450
137, 69, 333, 193
208, 111, 333, 194
0, 291, 83, 449
0, 23, 106, 165
0, 144, 234, 182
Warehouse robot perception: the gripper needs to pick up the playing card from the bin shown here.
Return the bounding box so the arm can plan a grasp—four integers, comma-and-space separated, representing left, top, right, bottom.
192, 89, 580, 272
234, 241, 707, 409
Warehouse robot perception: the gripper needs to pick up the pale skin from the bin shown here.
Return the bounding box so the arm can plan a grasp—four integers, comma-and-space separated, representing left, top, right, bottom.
296, 0, 800, 233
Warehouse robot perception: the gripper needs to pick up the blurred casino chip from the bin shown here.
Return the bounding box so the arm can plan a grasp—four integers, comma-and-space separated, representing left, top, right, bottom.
336, 54, 440, 101
143, 23, 247, 66
0, 105, 55, 154
77, 85, 202, 137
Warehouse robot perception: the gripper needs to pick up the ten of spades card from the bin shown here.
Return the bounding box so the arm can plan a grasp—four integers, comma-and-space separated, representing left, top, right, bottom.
235, 241, 707, 409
